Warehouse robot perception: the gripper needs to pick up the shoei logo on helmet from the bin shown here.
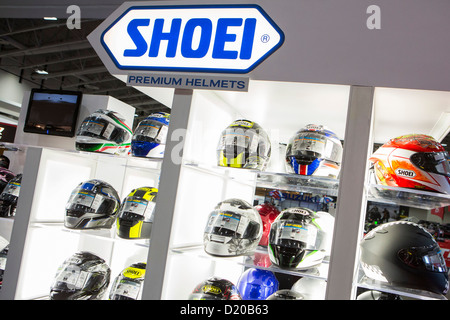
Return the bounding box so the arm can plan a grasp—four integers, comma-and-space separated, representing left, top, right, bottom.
100, 5, 284, 73
395, 168, 416, 178
202, 284, 222, 294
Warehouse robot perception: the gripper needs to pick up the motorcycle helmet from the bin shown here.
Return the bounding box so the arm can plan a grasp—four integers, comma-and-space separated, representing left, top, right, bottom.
255, 202, 280, 246
0, 173, 21, 217
360, 221, 449, 295
65, 179, 120, 229
268, 207, 334, 270
291, 277, 327, 300
217, 119, 271, 171
285, 124, 343, 178
369, 134, 450, 194
357, 290, 402, 300
0, 236, 9, 288
237, 268, 279, 300
0, 168, 15, 194
203, 198, 263, 257
188, 277, 241, 300
0, 155, 10, 169
50, 251, 111, 300
76, 109, 133, 155
267, 289, 304, 300
131, 112, 170, 158
116, 187, 158, 239
109, 262, 146, 300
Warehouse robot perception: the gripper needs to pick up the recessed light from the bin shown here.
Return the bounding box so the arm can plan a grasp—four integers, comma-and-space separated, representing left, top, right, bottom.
43, 17, 58, 21
35, 69, 49, 75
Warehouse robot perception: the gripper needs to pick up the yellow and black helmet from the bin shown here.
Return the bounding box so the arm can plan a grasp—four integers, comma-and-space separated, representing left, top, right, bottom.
116, 187, 157, 239
109, 262, 146, 300
217, 119, 271, 171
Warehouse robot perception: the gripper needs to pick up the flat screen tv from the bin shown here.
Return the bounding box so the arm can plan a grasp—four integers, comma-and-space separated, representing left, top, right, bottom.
23, 88, 82, 137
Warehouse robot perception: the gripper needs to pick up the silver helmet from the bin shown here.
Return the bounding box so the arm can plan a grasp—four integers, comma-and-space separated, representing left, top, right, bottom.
203, 198, 263, 256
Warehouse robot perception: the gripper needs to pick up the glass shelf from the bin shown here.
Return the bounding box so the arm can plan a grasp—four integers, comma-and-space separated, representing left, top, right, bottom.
356, 270, 447, 300
170, 244, 329, 281
257, 171, 339, 196
367, 184, 450, 210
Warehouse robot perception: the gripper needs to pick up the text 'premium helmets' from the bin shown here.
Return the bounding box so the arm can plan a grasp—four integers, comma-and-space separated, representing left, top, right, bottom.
76, 109, 132, 155
203, 198, 263, 257
65, 179, 120, 230
217, 119, 271, 171
285, 124, 343, 178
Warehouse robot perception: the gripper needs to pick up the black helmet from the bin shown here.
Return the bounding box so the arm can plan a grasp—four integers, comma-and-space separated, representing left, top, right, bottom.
0, 173, 21, 217
217, 119, 271, 171
0, 168, 15, 194
266, 289, 304, 300
0, 236, 9, 288
65, 179, 120, 229
109, 262, 146, 300
360, 221, 449, 295
50, 251, 111, 300
189, 277, 241, 300
116, 187, 158, 239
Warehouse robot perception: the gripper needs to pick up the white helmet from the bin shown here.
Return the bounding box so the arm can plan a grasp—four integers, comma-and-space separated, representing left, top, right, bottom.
268, 207, 334, 270
203, 198, 263, 256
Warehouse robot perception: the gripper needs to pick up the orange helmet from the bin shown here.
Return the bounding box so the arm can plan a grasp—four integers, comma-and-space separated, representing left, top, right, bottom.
369, 134, 450, 194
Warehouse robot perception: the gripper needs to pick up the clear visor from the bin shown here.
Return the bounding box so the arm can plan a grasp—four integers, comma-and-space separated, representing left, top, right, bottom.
410, 151, 450, 177
398, 244, 448, 273
1, 182, 20, 197
66, 182, 108, 213
110, 278, 142, 300
205, 210, 249, 238
118, 197, 155, 222
52, 264, 90, 291
133, 120, 168, 144
288, 132, 342, 163
269, 219, 319, 250
218, 128, 268, 155
77, 114, 127, 144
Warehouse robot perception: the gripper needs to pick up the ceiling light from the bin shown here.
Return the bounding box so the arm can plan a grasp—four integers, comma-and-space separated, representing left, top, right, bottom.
43, 17, 58, 21
35, 69, 49, 75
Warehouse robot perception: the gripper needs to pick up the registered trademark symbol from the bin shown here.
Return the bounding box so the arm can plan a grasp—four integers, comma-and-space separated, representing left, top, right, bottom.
261, 34, 270, 43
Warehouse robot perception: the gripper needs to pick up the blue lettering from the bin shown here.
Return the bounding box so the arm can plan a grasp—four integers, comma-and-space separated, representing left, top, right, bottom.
149, 18, 182, 58
212, 18, 242, 59
124, 19, 150, 57
181, 19, 212, 58
240, 18, 256, 59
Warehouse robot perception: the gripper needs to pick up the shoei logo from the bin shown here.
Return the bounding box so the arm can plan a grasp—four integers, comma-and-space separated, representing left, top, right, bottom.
100, 5, 284, 73
395, 168, 416, 178
202, 284, 222, 295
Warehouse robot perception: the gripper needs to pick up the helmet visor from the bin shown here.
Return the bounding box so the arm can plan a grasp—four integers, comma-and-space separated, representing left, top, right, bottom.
410, 151, 450, 177
218, 128, 268, 156
205, 210, 246, 238
52, 264, 90, 291
133, 119, 168, 144
119, 196, 155, 223
398, 244, 448, 273
288, 132, 342, 164
109, 278, 142, 300
269, 219, 318, 250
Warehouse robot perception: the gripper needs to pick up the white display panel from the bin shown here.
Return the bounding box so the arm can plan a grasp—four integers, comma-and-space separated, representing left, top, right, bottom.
160, 81, 351, 300
12, 148, 161, 300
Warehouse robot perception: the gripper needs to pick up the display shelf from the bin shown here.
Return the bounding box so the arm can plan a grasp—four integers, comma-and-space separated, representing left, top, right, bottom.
170, 244, 329, 281
367, 184, 450, 210
356, 271, 447, 300
257, 171, 339, 196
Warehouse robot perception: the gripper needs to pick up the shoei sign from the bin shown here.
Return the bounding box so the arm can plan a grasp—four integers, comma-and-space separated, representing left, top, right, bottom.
97, 4, 284, 74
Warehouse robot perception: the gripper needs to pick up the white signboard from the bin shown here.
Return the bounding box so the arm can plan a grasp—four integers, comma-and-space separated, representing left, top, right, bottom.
100, 4, 284, 73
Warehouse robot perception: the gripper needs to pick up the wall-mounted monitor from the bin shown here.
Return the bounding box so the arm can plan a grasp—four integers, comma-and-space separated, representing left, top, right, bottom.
23, 89, 82, 137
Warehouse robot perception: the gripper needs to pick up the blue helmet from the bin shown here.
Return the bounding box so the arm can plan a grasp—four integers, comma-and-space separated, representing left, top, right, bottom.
131, 112, 170, 158
237, 268, 279, 300
285, 124, 343, 178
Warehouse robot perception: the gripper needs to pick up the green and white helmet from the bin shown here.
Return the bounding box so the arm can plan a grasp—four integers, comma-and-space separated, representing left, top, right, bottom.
76, 109, 133, 155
